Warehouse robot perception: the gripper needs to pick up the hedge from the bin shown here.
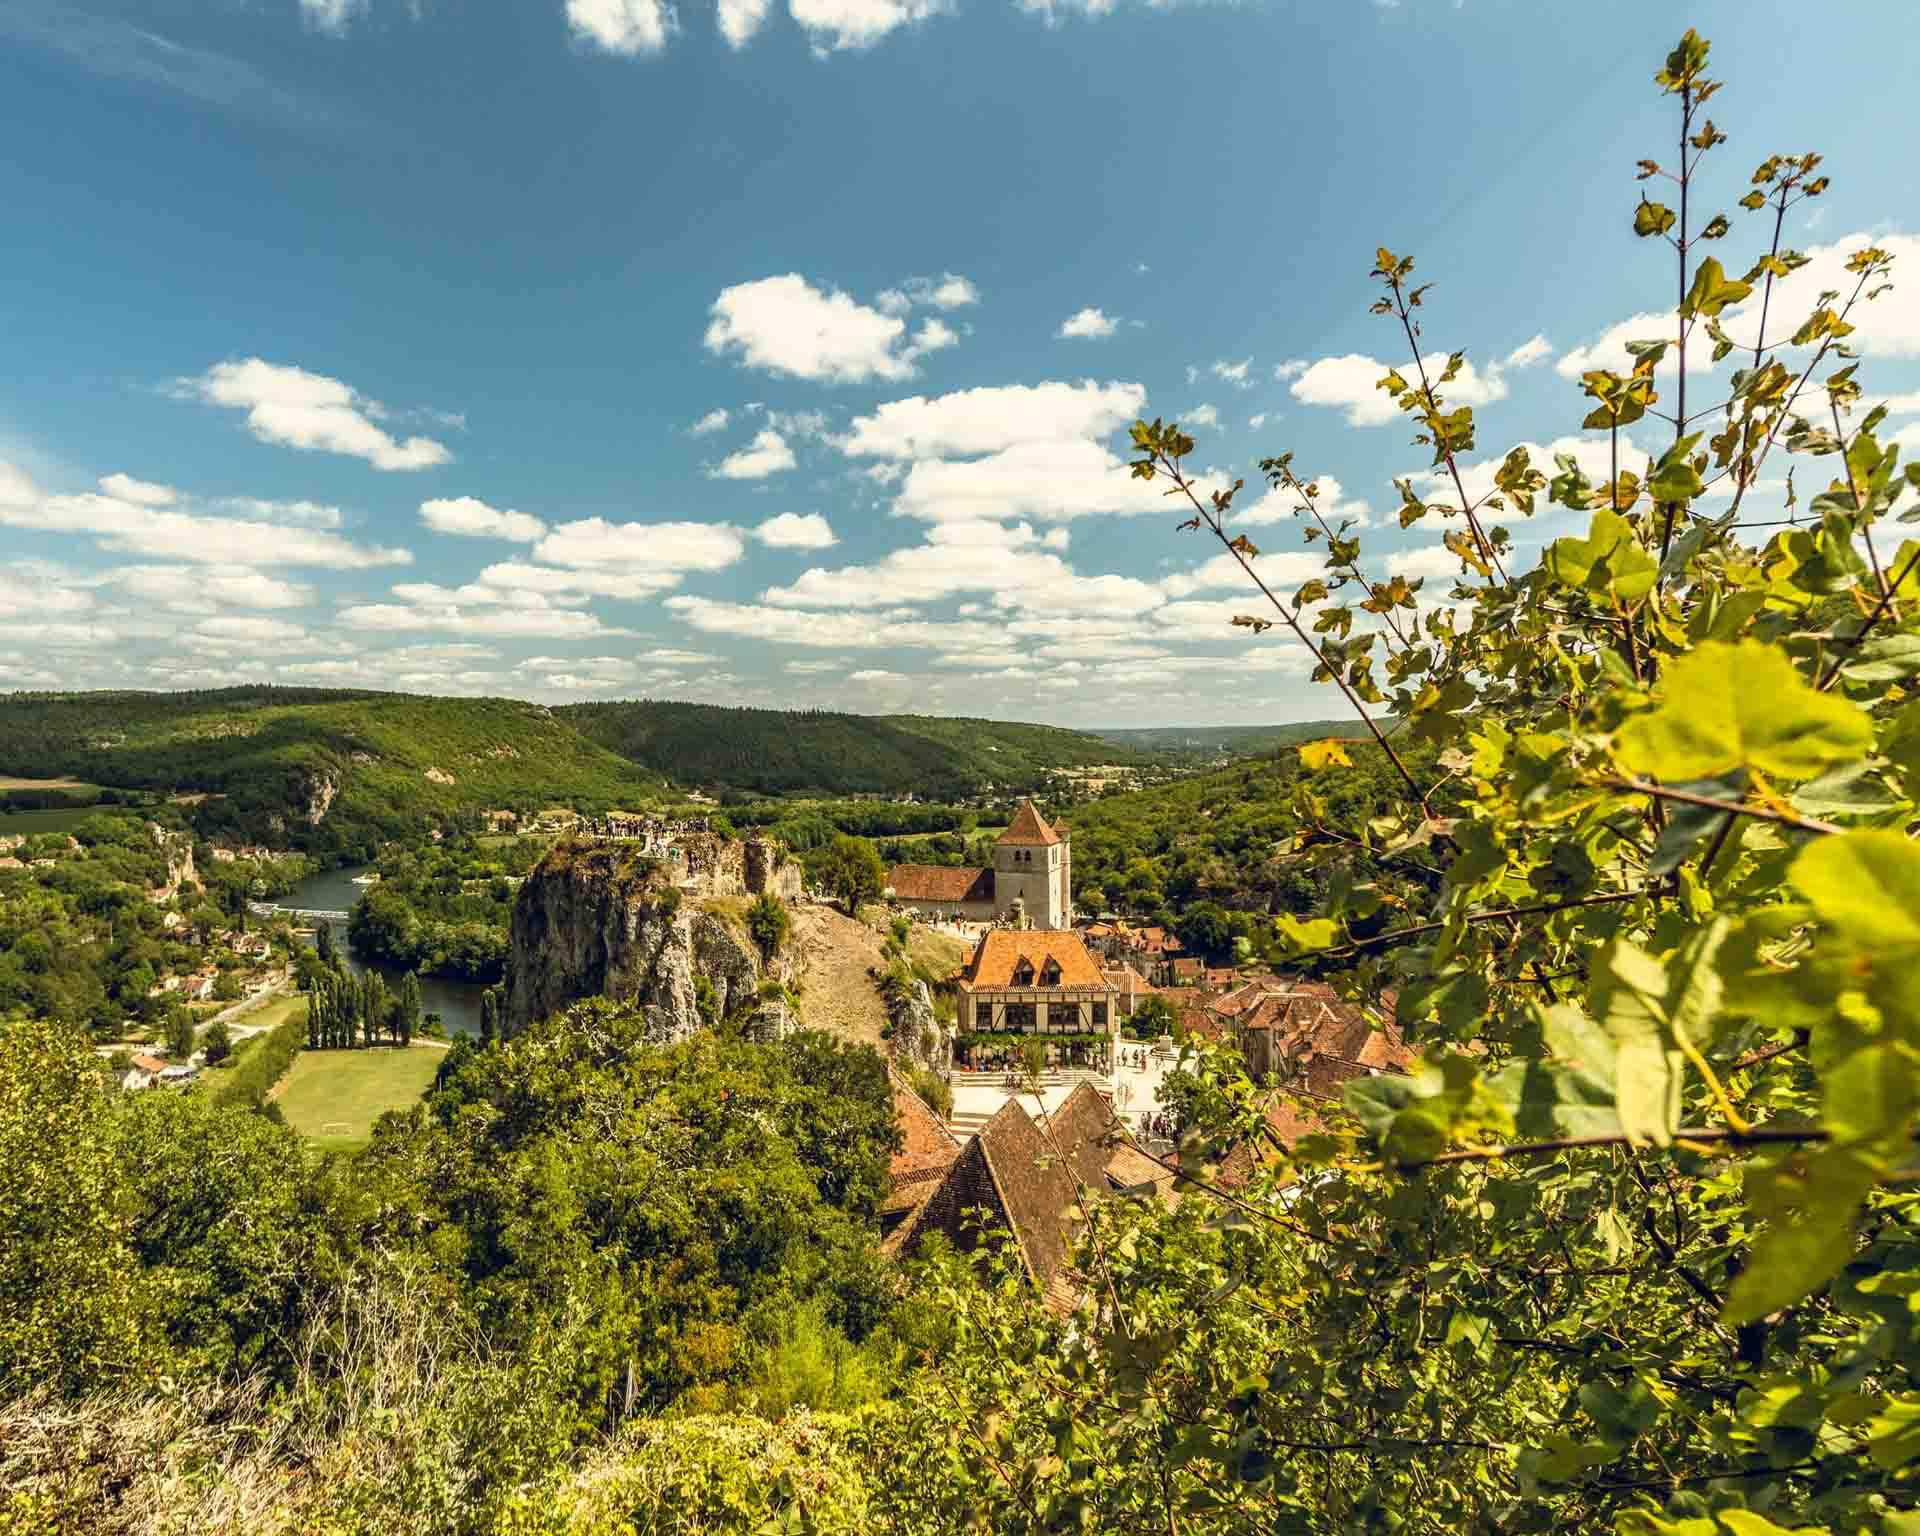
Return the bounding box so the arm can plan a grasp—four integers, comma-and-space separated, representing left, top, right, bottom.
208, 1003, 306, 1112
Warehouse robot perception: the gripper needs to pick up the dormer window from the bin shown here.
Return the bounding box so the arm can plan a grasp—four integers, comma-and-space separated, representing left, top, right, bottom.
1011, 957, 1036, 986
1039, 958, 1063, 987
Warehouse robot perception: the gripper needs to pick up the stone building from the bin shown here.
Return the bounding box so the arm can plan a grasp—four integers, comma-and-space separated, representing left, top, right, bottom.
886, 798, 1073, 927
1209, 978, 1413, 1087
952, 928, 1117, 1065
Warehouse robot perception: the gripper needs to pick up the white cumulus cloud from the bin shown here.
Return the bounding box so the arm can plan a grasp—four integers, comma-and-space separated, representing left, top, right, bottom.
755, 512, 838, 549
706, 274, 934, 383
841, 380, 1145, 459
534, 517, 746, 574
713, 428, 797, 479
788, 0, 947, 54
1058, 307, 1118, 339
188, 358, 452, 471
717, 0, 772, 46
419, 496, 545, 542
689, 407, 731, 435
566, 0, 678, 54
1503, 334, 1552, 369
1290, 351, 1509, 426
0, 465, 411, 568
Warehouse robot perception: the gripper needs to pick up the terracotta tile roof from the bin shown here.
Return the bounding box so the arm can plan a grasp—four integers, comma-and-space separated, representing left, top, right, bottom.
1105, 1142, 1180, 1207
1179, 1007, 1229, 1044
1170, 958, 1203, 978
997, 799, 1061, 847
1228, 981, 1414, 1074
893, 1083, 1128, 1292
889, 863, 994, 904
890, 1069, 960, 1178
960, 930, 1110, 990
129, 1053, 169, 1073
1217, 1091, 1339, 1190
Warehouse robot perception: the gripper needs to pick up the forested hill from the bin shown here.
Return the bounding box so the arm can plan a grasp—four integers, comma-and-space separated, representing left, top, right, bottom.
557, 700, 1159, 797
1093, 720, 1353, 760
1062, 736, 1449, 948
0, 688, 658, 859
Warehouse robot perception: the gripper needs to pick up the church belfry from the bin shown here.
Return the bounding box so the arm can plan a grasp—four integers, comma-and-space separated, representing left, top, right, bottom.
993, 799, 1072, 929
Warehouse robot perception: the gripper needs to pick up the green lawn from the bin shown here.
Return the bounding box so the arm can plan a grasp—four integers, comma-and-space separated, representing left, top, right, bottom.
0, 805, 100, 835
273, 1045, 445, 1151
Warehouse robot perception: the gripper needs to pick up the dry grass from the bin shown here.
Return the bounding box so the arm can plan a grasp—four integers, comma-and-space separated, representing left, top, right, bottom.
0, 1273, 487, 1536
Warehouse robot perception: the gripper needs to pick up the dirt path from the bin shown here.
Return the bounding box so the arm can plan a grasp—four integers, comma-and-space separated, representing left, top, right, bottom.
789, 902, 890, 1046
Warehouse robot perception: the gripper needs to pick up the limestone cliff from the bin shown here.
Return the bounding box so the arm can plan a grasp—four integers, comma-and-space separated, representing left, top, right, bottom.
504, 842, 772, 1042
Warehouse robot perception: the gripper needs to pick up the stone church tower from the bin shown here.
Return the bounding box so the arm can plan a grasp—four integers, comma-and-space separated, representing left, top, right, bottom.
993, 799, 1072, 929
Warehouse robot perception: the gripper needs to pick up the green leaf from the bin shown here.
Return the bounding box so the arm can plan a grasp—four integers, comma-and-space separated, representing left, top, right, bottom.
1790, 830, 1920, 952
1867, 1396, 1920, 1470
1545, 509, 1658, 603
1634, 201, 1677, 237
1615, 640, 1874, 780
1723, 1147, 1873, 1326
1717, 1513, 1833, 1536
1681, 255, 1754, 320
1275, 914, 1340, 952
1588, 944, 1682, 1145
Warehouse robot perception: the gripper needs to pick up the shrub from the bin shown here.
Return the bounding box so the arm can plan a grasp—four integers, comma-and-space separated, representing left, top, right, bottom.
904, 1064, 952, 1122
208, 1006, 304, 1112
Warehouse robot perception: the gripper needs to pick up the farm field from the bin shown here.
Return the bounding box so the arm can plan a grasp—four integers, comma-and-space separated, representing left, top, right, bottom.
273, 1043, 445, 1151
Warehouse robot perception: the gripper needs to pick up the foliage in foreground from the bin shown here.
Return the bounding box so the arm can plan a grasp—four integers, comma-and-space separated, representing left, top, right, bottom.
12, 23, 1920, 1536
874, 27, 1920, 1535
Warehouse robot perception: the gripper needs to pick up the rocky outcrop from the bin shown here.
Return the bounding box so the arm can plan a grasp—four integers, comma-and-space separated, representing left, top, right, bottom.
745, 839, 803, 902
890, 979, 952, 1076
303, 772, 337, 826
147, 825, 197, 905
667, 834, 803, 901
504, 843, 770, 1043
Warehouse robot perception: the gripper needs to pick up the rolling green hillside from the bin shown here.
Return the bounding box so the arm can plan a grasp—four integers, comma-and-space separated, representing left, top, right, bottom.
0, 688, 660, 859
558, 700, 1160, 798
1093, 720, 1354, 760
1061, 736, 1451, 946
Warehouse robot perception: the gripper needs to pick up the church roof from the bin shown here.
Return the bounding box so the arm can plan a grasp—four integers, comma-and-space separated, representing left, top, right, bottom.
997, 799, 1061, 847
889, 863, 994, 904
959, 929, 1108, 990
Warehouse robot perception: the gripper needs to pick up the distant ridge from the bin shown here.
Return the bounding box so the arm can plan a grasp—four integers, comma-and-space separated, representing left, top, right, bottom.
1093, 721, 1353, 757
558, 700, 1162, 798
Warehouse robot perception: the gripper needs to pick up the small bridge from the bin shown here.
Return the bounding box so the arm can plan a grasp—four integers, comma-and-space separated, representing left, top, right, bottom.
248, 901, 350, 922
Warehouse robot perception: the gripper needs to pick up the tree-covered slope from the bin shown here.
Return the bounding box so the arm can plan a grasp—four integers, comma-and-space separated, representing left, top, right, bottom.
558, 700, 1160, 797
1062, 736, 1446, 929
0, 688, 660, 858
1092, 720, 1352, 759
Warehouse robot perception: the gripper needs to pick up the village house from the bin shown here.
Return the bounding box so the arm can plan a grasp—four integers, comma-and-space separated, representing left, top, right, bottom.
888, 1081, 1176, 1308
878, 1069, 963, 1243
1101, 965, 1163, 1018
1210, 978, 1413, 1091
887, 799, 1072, 928
952, 928, 1117, 1068
120, 1053, 169, 1092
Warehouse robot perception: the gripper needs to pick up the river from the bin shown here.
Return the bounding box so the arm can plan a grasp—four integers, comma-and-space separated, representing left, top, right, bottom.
280, 863, 490, 1037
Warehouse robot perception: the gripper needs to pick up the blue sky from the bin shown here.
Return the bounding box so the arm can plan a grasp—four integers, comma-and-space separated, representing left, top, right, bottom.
2, 0, 1916, 726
